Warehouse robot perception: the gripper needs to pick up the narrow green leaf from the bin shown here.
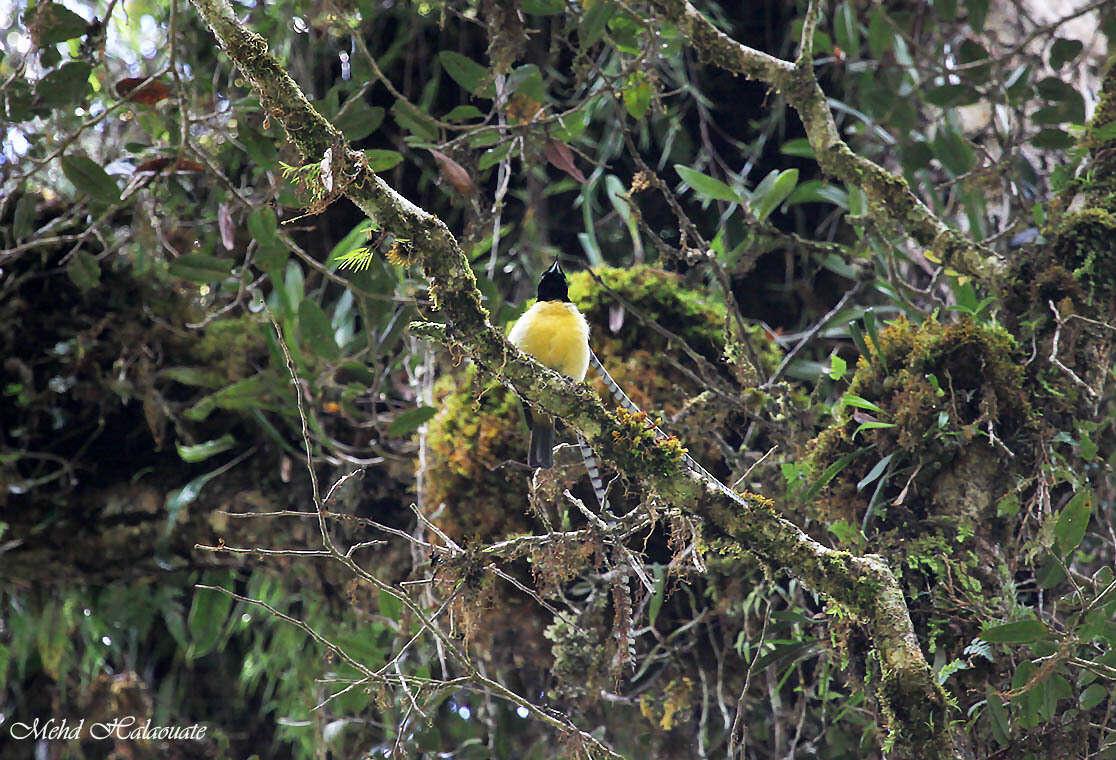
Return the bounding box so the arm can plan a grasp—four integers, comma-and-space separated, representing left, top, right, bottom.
754, 169, 798, 221
803, 451, 857, 502
61, 154, 120, 204
857, 453, 894, 491
674, 164, 742, 203
648, 566, 667, 627
387, 405, 437, 437
979, 619, 1049, 644
176, 434, 236, 463
852, 420, 897, 439
165, 466, 225, 527
1054, 487, 1093, 556
842, 394, 885, 414
834, 2, 859, 58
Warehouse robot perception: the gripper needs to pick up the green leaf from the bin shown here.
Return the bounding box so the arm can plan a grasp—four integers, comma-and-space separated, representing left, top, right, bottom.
803, 451, 857, 502
1048, 39, 1083, 70
67, 250, 101, 291
827, 352, 847, 380
834, 2, 859, 58
852, 420, 897, 440
334, 100, 385, 142
867, 9, 891, 58
996, 492, 1020, 517
187, 585, 234, 660
933, 0, 957, 21
379, 589, 403, 622
1054, 487, 1093, 556
507, 64, 546, 103
985, 686, 1009, 745
168, 253, 234, 283
478, 142, 513, 171
1031, 128, 1075, 150
648, 566, 667, 627
391, 100, 438, 142
753, 168, 798, 221
61, 154, 120, 204
365, 148, 404, 172
979, 619, 1049, 644
967, 0, 989, 30
932, 125, 975, 175
1080, 683, 1108, 710
842, 394, 885, 414
176, 434, 236, 463
36, 60, 93, 107
779, 138, 815, 158
438, 51, 492, 97
674, 164, 742, 203
13, 192, 37, 241
387, 405, 437, 437
185, 375, 270, 422
523, 0, 564, 13
925, 84, 979, 107
299, 298, 340, 361
25, 2, 89, 44
857, 453, 893, 491
622, 73, 652, 119
248, 205, 280, 247
580, 0, 615, 47
165, 465, 227, 526
444, 104, 484, 122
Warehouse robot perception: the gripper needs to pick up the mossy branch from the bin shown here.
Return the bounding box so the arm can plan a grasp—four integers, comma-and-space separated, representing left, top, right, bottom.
188, 1, 958, 756
649, 0, 1005, 293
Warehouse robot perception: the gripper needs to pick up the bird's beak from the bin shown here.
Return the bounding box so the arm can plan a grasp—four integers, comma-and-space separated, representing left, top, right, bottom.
545, 259, 563, 276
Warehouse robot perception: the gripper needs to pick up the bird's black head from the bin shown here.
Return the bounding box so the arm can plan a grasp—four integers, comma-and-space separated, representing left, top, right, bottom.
536, 259, 570, 302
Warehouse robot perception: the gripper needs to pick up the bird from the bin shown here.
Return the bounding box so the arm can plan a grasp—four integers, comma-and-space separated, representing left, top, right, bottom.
508, 259, 591, 469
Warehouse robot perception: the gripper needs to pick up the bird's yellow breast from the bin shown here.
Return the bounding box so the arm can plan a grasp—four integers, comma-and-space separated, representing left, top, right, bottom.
508, 301, 591, 381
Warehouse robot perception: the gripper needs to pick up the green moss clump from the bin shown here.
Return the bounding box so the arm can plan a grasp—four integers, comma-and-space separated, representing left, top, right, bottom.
425, 363, 531, 543
1050, 207, 1116, 302
806, 316, 1036, 529
192, 316, 268, 381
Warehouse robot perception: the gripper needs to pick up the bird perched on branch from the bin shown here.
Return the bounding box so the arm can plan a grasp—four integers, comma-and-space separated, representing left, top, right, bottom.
508, 259, 591, 468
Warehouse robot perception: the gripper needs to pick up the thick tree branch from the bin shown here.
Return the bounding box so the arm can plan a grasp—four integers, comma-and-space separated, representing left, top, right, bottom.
650, 0, 1005, 292
187, 1, 959, 756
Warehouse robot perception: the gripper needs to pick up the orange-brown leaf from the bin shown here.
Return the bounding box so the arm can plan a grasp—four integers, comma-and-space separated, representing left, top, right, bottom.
428, 148, 476, 197
544, 139, 586, 184
115, 77, 171, 105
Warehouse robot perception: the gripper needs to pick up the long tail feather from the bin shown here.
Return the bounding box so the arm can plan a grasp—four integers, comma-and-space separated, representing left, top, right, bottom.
577, 434, 608, 509
529, 422, 555, 469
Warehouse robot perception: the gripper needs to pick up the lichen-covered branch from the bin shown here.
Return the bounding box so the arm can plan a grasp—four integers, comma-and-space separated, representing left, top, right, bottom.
187, 0, 959, 755
649, 0, 1005, 291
